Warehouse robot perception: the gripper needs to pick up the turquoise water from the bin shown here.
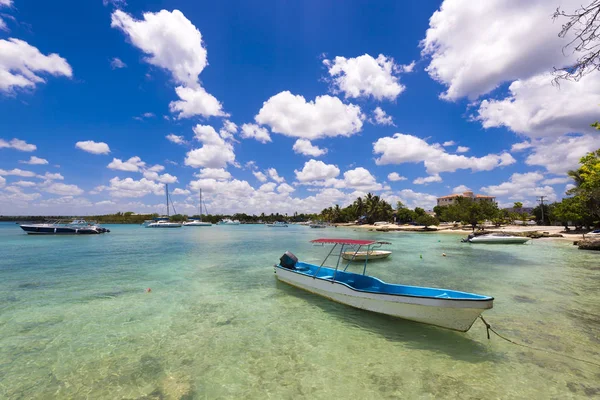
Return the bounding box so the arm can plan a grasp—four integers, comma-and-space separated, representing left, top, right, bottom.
1, 222, 599, 399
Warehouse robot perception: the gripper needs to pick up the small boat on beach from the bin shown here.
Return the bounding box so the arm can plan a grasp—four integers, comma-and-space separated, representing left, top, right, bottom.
341, 241, 392, 261
20, 219, 110, 235
266, 221, 288, 227
464, 233, 530, 244
183, 189, 212, 227
217, 218, 240, 225
274, 238, 493, 332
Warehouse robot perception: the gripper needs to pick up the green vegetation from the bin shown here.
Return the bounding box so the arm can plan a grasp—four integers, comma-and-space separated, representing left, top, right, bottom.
433, 197, 500, 231
319, 193, 394, 224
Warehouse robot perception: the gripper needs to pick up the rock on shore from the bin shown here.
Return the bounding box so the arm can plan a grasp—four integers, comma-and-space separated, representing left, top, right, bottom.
576, 238, 600, 251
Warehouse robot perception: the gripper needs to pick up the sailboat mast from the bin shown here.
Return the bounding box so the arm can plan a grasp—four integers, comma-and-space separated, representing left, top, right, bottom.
166, 184, 169, 217
199, 189, 202, 220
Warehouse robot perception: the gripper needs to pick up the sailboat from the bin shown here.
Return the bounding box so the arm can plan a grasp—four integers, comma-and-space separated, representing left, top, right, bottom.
145, 184, 182, 228
183, 189, 212, 226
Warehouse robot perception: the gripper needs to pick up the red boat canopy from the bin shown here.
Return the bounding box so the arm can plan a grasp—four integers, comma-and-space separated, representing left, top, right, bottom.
311, 238, 380, 245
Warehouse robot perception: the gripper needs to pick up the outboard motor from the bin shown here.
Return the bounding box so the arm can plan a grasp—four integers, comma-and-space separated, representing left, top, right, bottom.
280, 251, 298, 270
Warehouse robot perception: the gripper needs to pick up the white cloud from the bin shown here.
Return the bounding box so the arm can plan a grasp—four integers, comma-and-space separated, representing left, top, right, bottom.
396, 189, 438, 209
477, 73, 600, 138
104, 177, 164, 198
421, 0, 581, 100
524, 135, 600, 174
373, 133, 515, 174
253, 170, 267, 182
172, 188, 191, 195
166, 134, 186, 145
258, 182, 277, 192
542, 176, 571, 185
452, 185, 471, 193
267, 168, 284, 183
401, 61, 416, 73
387, 172, 407, 181
413, 174, 442, 185
110, 57, 127, 69
107, 156, 146, 172
111, 9, 206, 88
220, 120, 238, 140
0, 176, 5, 188
456, 146, 469, 153
255, 91, 364, 140
0, 1, 13, 7
323, 54, 405, 101
295, 160, 340, 182
43, 182, 84, 196
103, 0, 126, 7
147, 164, 164, 172
442, 141, 455, 147
75, 140, 110, 154
185, 124, 235, 169
13, 180, 36, 187
511, 142, 532, 152
292, 139, 328, 157
20, 156, 48, 165
240, 123, 271, 143
0, 138, 37, 152
277, 183, 295, 194
370, 107, 394, 126
0, 38, 72, 93
0, 18, 7, 32
142, 171, 178, 184
343, 167, 384, 191
111, 9, 226, 118
169, 86, 227, 119
41, 172, 64, 180
196, 168, 231, 180
0, 168, 36, 177
481, 172, 556, 203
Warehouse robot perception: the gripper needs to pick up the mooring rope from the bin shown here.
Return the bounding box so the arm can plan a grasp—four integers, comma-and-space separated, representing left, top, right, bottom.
479, 316, 600, 368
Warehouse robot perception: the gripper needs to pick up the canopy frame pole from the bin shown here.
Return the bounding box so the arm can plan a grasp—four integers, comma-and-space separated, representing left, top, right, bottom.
343, 245, 361, 271
362, 244, 370, 275
314, 243, 337, 279
332, 244, 345, 283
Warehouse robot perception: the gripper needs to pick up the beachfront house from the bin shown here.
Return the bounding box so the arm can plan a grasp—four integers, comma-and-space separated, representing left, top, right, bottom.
436, 191, 496, 207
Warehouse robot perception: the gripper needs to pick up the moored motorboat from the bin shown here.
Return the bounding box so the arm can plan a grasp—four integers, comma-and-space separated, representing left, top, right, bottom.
309, 222, 327, 228
266, 221, 288, 227
146, 184, 182, 228
341, 241, 391, 261
464, 233, 530, 244
274, 238, 493, 332
183, 189, 212, 226
217, 218, 240, 225
20, 219, 110, 235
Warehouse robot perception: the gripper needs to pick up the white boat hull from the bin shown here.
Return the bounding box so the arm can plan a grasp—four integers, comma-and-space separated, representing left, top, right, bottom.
275, 267, 491, 332
183, 222, 212, 226
341, 250, 392, 261
146, 223, 182, 228
469, 236, 530, 244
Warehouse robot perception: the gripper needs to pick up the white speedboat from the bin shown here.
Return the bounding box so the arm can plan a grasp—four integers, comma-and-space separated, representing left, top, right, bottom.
183, 189, 212, 227
20, 219, 110, 235
217, 218, 240, 225
341, 241, 392, 261
465, 233, 530, 244
266, 221, 288, 227
309, 223, 327, 228
274, 238, 493, 332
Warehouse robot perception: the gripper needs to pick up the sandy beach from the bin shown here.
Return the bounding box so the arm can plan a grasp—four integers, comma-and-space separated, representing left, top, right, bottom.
336, 223, 590, 242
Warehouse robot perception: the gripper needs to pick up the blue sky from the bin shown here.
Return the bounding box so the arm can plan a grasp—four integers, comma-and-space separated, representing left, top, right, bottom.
1, 0, 599, 215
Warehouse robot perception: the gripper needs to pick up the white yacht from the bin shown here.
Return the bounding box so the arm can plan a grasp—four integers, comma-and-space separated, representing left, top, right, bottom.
266, 221, 288, 227
183, 189, 212, 227
146, 184, 182, 228
464, 233, 530, 244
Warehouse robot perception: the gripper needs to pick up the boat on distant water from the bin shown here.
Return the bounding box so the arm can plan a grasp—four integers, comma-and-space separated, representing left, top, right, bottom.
463, 233, 530, 244
274, 238, 493, 332
266, 221, 288, 227
20, 219, 110, 235
341, 241, 392, 261
183, 189, 212, 227
217, 218, 240, 225
146, 184, 182, 228
309, 222, 327, 228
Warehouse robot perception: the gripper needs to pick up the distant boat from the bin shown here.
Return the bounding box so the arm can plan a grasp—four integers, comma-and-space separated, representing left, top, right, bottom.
20, 219, 110, 235
146, 184, 182, 228
217, 218, 240, 225
274, 238, 493, 332
266, 221, 288, 227
309, 222, 327, 228
183, 189, 212, 227
464, 233, 529, 244
341, 241, 392, 261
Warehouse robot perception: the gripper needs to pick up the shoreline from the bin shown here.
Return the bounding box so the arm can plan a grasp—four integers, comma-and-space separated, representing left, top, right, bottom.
334, 223, 589, 242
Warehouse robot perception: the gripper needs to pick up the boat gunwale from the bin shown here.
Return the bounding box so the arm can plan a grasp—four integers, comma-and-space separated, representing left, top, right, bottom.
275, 264, 494, 303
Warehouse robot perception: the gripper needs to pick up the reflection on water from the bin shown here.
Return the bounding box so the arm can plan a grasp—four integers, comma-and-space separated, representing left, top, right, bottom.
0, 223, 599, 399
